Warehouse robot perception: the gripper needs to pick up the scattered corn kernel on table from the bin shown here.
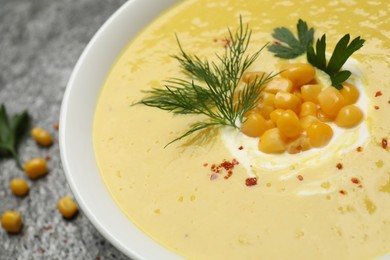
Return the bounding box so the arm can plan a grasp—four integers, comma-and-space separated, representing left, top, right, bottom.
0, 0, 129, 259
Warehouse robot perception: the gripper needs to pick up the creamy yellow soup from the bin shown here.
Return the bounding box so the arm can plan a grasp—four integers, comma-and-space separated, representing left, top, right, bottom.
94, 0, 390, 259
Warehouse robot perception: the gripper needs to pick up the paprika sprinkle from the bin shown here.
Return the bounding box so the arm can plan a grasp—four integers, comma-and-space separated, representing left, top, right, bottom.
245, 177, 257, 186
382, 138, 388, 149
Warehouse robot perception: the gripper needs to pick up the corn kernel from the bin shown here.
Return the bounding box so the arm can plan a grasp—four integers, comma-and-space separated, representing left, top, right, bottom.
299, 101, 317, 118
1, 211, 23, 234
317, 109, 333, 122
265, 119, 276, 130
258, 128, 286, 154
265, 78, 293, 94
241, 111, 267, 137
340, 83, 359, 105
276, 110, 302, 139
257, 105, 274, 120
274, 92, 301, 114
259, 92, 275, 107
300, 115, 319, 130
306, 122, 333, 148
9, 178, 29, 197
24, 158, 48, 180
317, 87, 345, 117
286, 136, 311, 154
335, 105, 363, 128
31, 127, 52, 147
270, 109, 284, 124
57, 196, 79, 219
301, 84, 322, 103
292, 89, 303, 102
280, 63, 316, 88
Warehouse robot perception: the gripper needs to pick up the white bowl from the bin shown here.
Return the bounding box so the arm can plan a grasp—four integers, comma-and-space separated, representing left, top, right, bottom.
59, 0, 181, 259
60, 1, 390, 259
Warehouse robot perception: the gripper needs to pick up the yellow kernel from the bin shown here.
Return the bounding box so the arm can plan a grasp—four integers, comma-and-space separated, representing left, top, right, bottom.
340, 83, 360, 105
335, 105, 363, 128
299, 101, 318, 118
242, 71, 267, 84
257, 105, 274, 120
1, 211, 23, 234
276, 110, 302, 139
301, 84, 322, 103
286, 136, 311, 154
57, 196, 79, 219
259, 92, 275, 107
240, 111, 267, 137
280, 63, 316, 88
31, 127, 52, 147
265, 119, 276, 130
292, 88, 303, 102
317, 109, 333, 122
306, 122, 333, 148
265, 78, 293, 94
274, 92, 301, 114
24, 158, 48, 180
270, 109, 285, 124
317, 87, 345, 117
258, 128, 286, 154
300, 115, 319, 130
9, 178, 29, 197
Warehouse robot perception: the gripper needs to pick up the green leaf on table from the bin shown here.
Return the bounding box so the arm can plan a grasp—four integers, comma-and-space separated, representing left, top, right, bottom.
0, 104, 30, 168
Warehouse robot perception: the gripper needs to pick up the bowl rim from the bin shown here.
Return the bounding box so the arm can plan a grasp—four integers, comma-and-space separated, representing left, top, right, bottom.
59, 0, 181, 259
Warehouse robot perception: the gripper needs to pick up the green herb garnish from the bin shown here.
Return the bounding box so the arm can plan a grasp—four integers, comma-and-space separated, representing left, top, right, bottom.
307, 34, 365, 89
0, 104, 30, 168
268, 19, 314, 59
269, 19, 365, 89
139, 18, 275, 146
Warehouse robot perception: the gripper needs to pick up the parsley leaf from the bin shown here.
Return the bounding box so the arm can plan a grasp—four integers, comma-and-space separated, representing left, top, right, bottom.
0, 104, 30, 168
307, 34, 365, 89
268, 19, 314, 59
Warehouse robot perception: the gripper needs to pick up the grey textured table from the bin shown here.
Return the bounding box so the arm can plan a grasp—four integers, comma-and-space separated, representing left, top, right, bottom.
0, 0, 129, 259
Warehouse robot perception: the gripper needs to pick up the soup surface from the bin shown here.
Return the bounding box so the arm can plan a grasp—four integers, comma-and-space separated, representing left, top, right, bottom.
94, 0, 390, 259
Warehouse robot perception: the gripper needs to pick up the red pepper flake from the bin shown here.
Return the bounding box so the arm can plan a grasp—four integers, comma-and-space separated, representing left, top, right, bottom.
375, 91, 382, 97
45, 155, 52, 161
209, 159, 239, 176
336, 163, 343, 170
297, 175, 304, 181
274, 41, 281, 45
53, 122, 59, 130
351, 178, 360, 184
203, 163, 208, 167
245, 177, 257, 186
356, 146, 362, 152
224, 170, 233, 179
374, 105, 380, 110
382, 138, 388, 149
339, 190, 347, 195
238, 146, 244, 150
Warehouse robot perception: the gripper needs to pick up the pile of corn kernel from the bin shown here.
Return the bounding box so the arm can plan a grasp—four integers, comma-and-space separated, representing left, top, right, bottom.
240, 63, 363, 154
1, 126, 78, 234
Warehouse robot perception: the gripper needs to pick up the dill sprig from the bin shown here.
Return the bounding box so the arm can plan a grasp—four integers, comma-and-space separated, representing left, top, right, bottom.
138, 18, 275, 146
